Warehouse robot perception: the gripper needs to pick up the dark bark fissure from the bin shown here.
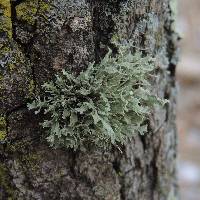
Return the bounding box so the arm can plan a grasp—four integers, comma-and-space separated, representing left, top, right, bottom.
150, 150, 159, 193
165, 31, 179, 78
10, 0, 37, 51
10, 0, 24, 46
10, 0, 38, 97
88, 0, 121, 63
112, 154, 125, 200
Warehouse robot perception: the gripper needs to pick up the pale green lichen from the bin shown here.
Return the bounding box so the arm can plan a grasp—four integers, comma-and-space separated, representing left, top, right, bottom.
28, 42, 167, 150
0, 0, 12, 39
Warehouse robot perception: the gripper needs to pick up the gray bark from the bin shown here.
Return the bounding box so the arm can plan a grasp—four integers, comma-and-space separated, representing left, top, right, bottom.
0, 0, 179, 199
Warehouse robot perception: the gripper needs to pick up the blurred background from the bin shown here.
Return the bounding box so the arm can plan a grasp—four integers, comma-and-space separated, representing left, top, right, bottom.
177, 0, 200, 199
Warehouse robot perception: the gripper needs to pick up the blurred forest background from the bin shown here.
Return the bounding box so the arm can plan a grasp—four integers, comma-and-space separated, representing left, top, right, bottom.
177, 0, 200, 199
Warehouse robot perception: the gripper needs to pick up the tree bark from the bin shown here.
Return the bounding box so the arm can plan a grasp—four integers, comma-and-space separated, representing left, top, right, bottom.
0, 0, 179, 199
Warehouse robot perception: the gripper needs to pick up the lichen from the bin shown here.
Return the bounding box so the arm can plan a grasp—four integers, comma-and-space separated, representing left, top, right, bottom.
20, 152, 41, 172
16, 0, 38, 25
0, 115, 6, 141
16, 0, 51, 25
0, 130, 6, 141
28, 79, 35, 97
8, 140, 28, 153
0, 0, 12, 39
0, 40, 32, 115
0, 42, 25, 72
93, 182, 120, 200
39, 0, 51, 13
28, 42, 166, 150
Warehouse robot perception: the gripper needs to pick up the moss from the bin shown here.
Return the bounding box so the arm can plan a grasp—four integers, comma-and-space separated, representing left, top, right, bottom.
0, 164, 16, 199
0, 116, 7, 141
16, 0, 50, 25
0, 0, 12, 39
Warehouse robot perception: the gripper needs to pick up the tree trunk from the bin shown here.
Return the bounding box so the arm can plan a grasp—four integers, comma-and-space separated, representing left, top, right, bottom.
0, 0, 178, 199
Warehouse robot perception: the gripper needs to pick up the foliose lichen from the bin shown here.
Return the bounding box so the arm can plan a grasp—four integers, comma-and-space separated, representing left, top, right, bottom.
28, 41, 167, 150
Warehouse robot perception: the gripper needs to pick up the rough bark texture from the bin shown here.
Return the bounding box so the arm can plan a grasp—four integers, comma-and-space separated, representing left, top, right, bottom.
0, 0, 179, 199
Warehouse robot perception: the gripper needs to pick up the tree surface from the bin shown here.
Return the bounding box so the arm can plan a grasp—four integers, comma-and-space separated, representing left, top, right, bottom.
0, 0, 179, 199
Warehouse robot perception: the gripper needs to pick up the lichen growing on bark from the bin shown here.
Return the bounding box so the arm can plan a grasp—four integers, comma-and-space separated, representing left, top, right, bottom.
0, 0, 12, 39
0, 115, 6, 141
0, 40, 33, 114
27, 79, 35, 98
16, 0, 51, 25
16, 0, 38, 25
28, 42, 166, 150
20, 152, 42, 172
